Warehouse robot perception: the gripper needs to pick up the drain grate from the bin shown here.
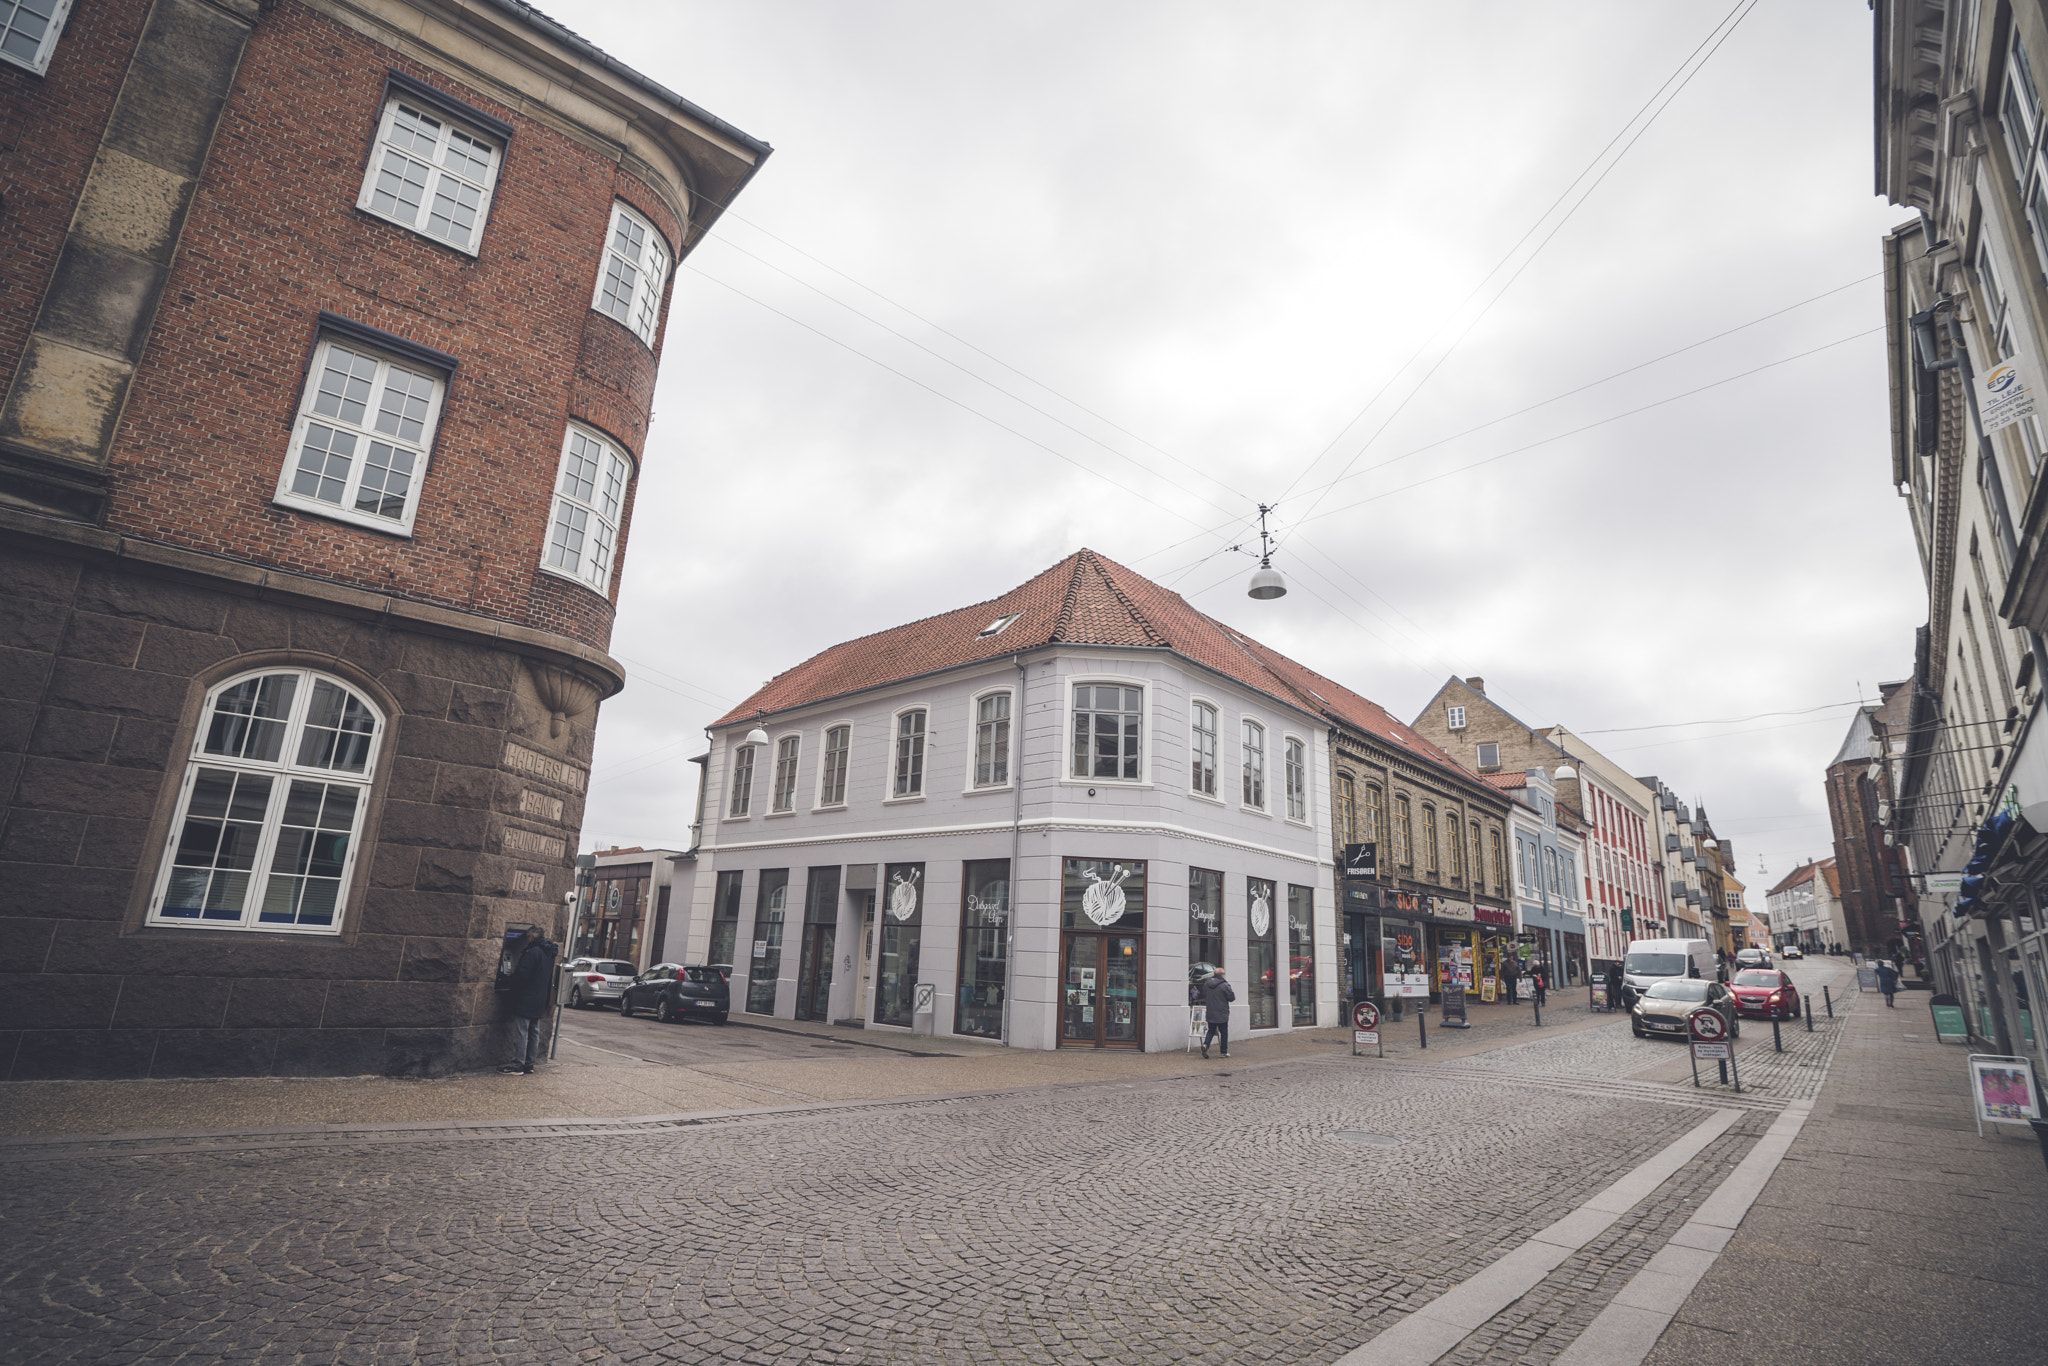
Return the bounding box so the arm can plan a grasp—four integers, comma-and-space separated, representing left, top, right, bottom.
1335, 1130, 1407, 1147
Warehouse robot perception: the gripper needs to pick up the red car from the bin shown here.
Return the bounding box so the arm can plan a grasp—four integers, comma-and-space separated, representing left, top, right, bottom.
1728, 969, 1800, 1020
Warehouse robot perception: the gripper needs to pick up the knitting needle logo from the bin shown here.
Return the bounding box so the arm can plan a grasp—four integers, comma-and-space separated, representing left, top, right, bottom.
1081, 864, 1132, 925
887, 867, 921, 920
1250, 886, 1272, 938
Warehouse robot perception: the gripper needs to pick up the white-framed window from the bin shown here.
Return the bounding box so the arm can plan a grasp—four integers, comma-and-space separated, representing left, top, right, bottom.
1190, 700, 1219, 797
592, 201, 671, 347
973, 691, 1011, 788
274, 333, 447, 535
357, 90, 503, 253
1477, 741, 1500, 768
817, 724, 850, 807
1284, 736, 1307, 821
893, 709, 927, 798
2002, 38, 2048, 286
770, 735, 800, 813
0, 0, 71, 75
146, 669, 382, 934
728, 745, 755, 817
1241, 719, 1266, 809
1071, 682, 1143, 781
1446, 705, 1466, 730
543, 426, 632, 594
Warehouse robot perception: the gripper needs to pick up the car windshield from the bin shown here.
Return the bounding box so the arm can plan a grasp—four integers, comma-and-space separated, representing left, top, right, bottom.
599, 961, 635, 976
1733, 970, 1780, 986
1645, 980, 1711, 1001
683, 967, 723, 984
1625, 953, 1687, 976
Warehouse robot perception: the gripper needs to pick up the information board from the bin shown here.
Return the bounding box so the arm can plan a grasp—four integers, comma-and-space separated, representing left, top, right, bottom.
1929, 1001, 1968, 1043
1441, 986, 1468, 1027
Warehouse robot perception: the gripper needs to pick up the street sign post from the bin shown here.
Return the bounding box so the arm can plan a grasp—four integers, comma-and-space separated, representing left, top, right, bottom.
1351, 1000, 1381, 1058
1688, 1007, 1739, 1091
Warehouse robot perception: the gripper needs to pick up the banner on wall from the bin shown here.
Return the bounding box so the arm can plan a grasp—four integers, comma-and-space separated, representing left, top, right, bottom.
1978, 354, 2039, 435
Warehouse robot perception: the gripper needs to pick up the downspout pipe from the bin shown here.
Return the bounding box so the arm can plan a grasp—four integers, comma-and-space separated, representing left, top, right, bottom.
1003, 653, 1027, 1046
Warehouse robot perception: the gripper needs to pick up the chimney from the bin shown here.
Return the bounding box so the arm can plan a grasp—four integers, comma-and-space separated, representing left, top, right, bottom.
1465, 676, 1485, 694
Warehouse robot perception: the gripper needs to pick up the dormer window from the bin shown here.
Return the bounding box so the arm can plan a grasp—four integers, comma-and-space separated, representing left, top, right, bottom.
979, 613, 1021, 637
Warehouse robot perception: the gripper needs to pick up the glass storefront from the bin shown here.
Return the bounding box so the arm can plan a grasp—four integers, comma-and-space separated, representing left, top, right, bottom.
746, 869, 788, 1014
1287, 884, 1315, 1024
708, 869, 742, 970
1060, 857, 1146, 1047
1189, 867, 1223, 979
956, 859, 1009, 1038
875, 862, 925, 1026
795, 866, 840, 1022
1248, 876, 1278, 1029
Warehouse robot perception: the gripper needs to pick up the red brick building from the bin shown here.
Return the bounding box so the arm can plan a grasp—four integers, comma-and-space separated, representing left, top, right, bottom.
1823, 685, 1914, 955
0, 0, 767, 1077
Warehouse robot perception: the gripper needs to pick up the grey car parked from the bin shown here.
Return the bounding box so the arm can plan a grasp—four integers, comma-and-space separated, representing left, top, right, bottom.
618, 964, 730, 1025
563, 958, 637, 1009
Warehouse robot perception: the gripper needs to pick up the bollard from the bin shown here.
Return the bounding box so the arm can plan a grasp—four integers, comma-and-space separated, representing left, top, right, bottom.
1419, 1009, 1428, 1050
1805, 996, 1814, 1032
1823, 985, 1833, 1018
1773, 1014, 1783, 1052
1533, 997, 1542, 1028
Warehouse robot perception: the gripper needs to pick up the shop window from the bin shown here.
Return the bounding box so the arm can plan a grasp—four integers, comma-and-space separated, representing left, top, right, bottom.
1189, 867, 1223, 977
875, 862, 925, 1026
1248, 876, 1278, 1028
708, 869, 743, 969
957, 859, 1009, 1038
1287, 884, 1315, 1025
745, 869, 788, 1014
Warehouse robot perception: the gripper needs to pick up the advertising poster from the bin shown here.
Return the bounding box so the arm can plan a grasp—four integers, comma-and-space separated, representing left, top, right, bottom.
1969, 1056, 2041, 1124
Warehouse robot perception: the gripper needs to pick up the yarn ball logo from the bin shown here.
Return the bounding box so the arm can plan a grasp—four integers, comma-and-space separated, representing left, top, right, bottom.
1082, 864, 1132, 925
887, 868, 921, 921
1988, 362, 2026, 396
1250, 888, 1272, 938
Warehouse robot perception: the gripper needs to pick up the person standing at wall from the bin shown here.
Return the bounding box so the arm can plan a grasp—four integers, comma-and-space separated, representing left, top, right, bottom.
502, 930, 560, 1074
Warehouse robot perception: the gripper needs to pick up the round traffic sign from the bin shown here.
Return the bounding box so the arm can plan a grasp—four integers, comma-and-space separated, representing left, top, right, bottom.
1352, 1000, 1380, 1031
1688, 1008, 1728, 1041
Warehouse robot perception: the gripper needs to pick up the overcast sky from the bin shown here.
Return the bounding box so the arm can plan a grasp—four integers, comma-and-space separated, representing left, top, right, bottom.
566, 1, 1915, 899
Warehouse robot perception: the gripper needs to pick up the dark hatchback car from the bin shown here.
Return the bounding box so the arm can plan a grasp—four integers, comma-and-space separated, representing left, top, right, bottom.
618, 964, 730, 1025
1631, 978, 1740, 1041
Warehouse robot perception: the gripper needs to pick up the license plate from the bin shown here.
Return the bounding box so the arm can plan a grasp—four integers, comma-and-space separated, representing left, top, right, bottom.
1650, 1022, 1680, 1031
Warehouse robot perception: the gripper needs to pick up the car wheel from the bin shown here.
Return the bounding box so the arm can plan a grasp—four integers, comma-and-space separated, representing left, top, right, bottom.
714, 1012, 728, 1026
1632, 1025, 1644, 1038
618, 995, 634, 1019
658, 998, 675, 1024
570, 987, 584, 1009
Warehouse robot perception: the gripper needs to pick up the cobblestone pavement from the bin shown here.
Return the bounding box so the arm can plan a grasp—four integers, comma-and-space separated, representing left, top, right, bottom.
2, 1054, 1752, 1365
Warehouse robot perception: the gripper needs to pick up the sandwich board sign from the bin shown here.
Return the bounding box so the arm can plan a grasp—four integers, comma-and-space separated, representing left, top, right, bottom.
1966, 1055, 2041, 1137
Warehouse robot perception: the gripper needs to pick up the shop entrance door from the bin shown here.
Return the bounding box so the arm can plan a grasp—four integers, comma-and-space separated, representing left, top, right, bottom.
796, 923, 835, 1021
1059, 932, 1143, 1048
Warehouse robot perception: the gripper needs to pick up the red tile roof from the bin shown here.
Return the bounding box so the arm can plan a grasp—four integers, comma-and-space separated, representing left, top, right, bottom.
713, 549, 1490, 796
1479, 771, 1525, 791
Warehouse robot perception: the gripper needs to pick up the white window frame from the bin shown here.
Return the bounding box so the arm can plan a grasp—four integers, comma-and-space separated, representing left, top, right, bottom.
542, 425, 633, 595
968, 688, 1013, 791
1446, 705, 1466, 730
592, 201, 672, 347
1189, 699, 1220, 800
815, 722, 852, 809
357, 91, 502, 254
1283, 734, 1308, 823
1065, 677, 1148, 786
728, 744, 756, 818
1241, 718, 1267, 812
274, 335, 447, 536
769, 734, 801, 814
146, 668, 384, 935
1476, 741, 1500, 769
0, 0, 72, 76
889, 706, 929, 801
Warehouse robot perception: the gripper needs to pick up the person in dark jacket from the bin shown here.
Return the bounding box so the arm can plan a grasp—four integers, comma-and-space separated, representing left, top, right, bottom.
1874, 959, 1900, 1007
1198, 969, 1236, 1059
1531, 965, 1547, 1008
502, 930, 559, 1074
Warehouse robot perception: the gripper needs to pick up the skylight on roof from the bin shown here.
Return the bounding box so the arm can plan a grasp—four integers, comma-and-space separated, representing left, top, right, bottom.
979, 613, 1021, 638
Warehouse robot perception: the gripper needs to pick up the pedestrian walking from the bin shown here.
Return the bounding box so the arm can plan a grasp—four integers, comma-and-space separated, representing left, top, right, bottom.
1532, 965, 1548, 1008
1875, 959, 1900, 1008
1199, 968, 1236, 1059
501, 928, 559, 1073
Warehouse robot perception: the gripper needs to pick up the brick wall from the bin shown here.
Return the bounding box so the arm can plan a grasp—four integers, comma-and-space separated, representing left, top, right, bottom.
97, 0, 678, 654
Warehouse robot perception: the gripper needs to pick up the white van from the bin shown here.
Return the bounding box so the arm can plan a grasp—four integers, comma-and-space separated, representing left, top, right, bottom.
1620, 938, 1717, 1005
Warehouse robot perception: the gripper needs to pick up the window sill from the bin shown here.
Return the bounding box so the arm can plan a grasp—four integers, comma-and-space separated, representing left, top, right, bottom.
1239, 805, 1272, 819
589, 305, 658, 353
1058, 777, 1150, 790
811, 802, 847, 813
882, 794, 927, 805
272, 493, 415, 538
1285, 816, 1313, 830
1186, 789, 1225, 806
537, 561, 614, 598
764, 810, 795, 819
144, 917, 344, 937
354, 203, 485, 258
962, 782, 1014, 795
722, 815, 753, 823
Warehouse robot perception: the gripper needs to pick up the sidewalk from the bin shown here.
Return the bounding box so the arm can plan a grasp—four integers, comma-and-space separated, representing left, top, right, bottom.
1642, 988, 2048, 1366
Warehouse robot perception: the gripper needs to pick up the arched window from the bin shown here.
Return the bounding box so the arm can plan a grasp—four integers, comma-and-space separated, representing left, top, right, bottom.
1422, 804, 1439, 875
148, 669, 384, 933
1364, 784, 1382, 845
1395, 795, 1413, 867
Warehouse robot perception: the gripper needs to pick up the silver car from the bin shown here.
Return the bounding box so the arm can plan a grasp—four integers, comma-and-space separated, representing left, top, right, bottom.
563, 957, 637, 1009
